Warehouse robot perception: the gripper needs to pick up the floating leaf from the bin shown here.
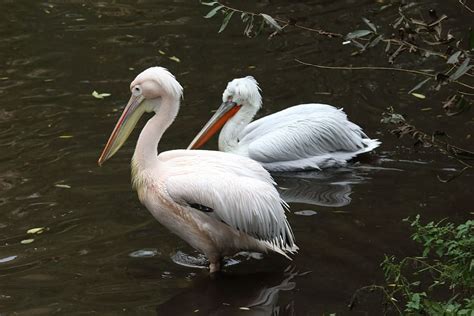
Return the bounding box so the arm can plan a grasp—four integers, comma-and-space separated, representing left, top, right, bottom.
27, 227, 45, 234
200, 1, 217, 6
55, 184, 71, 189
168, 56, 180, 63
362, 17, 377, 33
21, 239, 34, 244
204, 5, 223, 18
218, 11, 234, 33
92, 91, 111, 99
408, 78, 431, 94
449, 58, 473, 81
260, 13, 282, 31
447, 51, 462, 64
345, 29, 372, 40
129, 249, 159, 258
0, 255, 17, 263
295, 210, 317, 216
411, 93, 426, 99
381, 108, 406, 124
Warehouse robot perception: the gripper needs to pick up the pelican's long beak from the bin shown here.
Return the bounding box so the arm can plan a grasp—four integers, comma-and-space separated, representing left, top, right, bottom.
187, 101, 241, 149
98, 94, 146, 166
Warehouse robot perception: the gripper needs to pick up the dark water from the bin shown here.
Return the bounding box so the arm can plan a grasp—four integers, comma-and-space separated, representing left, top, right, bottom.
0, 1, 472, 314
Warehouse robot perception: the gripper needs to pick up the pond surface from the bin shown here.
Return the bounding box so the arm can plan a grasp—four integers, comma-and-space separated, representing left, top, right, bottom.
0, 1, 472, 314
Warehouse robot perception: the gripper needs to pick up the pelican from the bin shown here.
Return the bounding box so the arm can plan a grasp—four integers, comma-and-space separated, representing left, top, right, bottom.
98, 67, 297, 273
188, 76, 381, 171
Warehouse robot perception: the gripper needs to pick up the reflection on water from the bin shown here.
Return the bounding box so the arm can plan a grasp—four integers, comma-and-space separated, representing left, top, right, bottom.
156, 265, 302, 315
275, 167, 367, 208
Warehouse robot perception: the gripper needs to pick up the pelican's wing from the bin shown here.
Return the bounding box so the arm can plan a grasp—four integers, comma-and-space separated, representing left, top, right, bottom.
239, 104, 380, 165
241, 103, 345, 142
163, 152, 296, 251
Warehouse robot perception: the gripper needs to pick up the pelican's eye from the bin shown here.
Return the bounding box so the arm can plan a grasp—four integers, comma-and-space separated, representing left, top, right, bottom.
132, 85, 142, 96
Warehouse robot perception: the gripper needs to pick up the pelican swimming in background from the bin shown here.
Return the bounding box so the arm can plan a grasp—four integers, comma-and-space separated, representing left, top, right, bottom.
188, 76, 381, 172
98, 67, 297, 273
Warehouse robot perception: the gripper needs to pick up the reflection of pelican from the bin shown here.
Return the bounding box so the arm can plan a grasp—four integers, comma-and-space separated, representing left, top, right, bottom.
274, 168, 367, 208
188, 77, 380, 171
155, 266, 302, 315
98, 67, 297, 273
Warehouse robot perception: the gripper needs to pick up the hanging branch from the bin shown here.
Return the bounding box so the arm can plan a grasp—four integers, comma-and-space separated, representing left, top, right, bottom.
201, 0, 343, 38
458, 0, 474, 13
294, 59, 474, 91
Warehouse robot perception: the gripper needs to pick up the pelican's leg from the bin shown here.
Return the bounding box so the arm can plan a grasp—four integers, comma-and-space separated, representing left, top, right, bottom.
209, 257, 221, 273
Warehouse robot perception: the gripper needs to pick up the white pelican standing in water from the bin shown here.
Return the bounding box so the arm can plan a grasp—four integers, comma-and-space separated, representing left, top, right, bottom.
98, 67, 297, 273
188, 77, 381, 172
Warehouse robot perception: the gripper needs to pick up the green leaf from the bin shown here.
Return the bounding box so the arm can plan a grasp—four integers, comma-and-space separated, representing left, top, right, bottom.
244, 16, 254, 37
447, 51, 462, 64
204, 5, 224, 18
201, 1, 217, 6
368, 35, 383, 48
362, 17, 377, 33
449, 58, 473, 81
345, 29, 372, 40
408, 78, 431, 94
218, 11, 234, 33
260, 13, 282, 31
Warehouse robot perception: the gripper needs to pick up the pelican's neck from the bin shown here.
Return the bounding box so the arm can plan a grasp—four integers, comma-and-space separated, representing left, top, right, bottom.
218, 103, 258, 152
132, 96, 179, 172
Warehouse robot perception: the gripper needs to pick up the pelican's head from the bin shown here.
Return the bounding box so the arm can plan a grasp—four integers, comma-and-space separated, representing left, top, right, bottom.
98, 67, 183, 166
222, 76, 262, 109
187, 76, 262, 149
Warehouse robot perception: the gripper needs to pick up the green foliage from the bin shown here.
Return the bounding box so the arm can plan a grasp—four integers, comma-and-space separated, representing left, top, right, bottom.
200, 1, 474, 115
380, 216, 474, 315
200, 0, 281, 37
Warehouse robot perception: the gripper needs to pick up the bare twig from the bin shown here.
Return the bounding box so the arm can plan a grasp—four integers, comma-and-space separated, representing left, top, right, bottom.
349, 285, 403, 315
437, 166, 471, 183
294, 59, 474, 91
458, 0, 474, 13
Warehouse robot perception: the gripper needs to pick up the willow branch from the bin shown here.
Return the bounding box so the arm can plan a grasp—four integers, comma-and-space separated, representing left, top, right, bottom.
294, 59, 474, 91
213, 1, 343, 38
458, 0, 474, 13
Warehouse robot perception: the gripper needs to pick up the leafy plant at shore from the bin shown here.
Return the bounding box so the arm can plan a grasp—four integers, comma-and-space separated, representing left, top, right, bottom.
350, 216, 474, 315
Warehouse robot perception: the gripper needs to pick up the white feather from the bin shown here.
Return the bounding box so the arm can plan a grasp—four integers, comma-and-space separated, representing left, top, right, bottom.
160, 150, 297, 253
